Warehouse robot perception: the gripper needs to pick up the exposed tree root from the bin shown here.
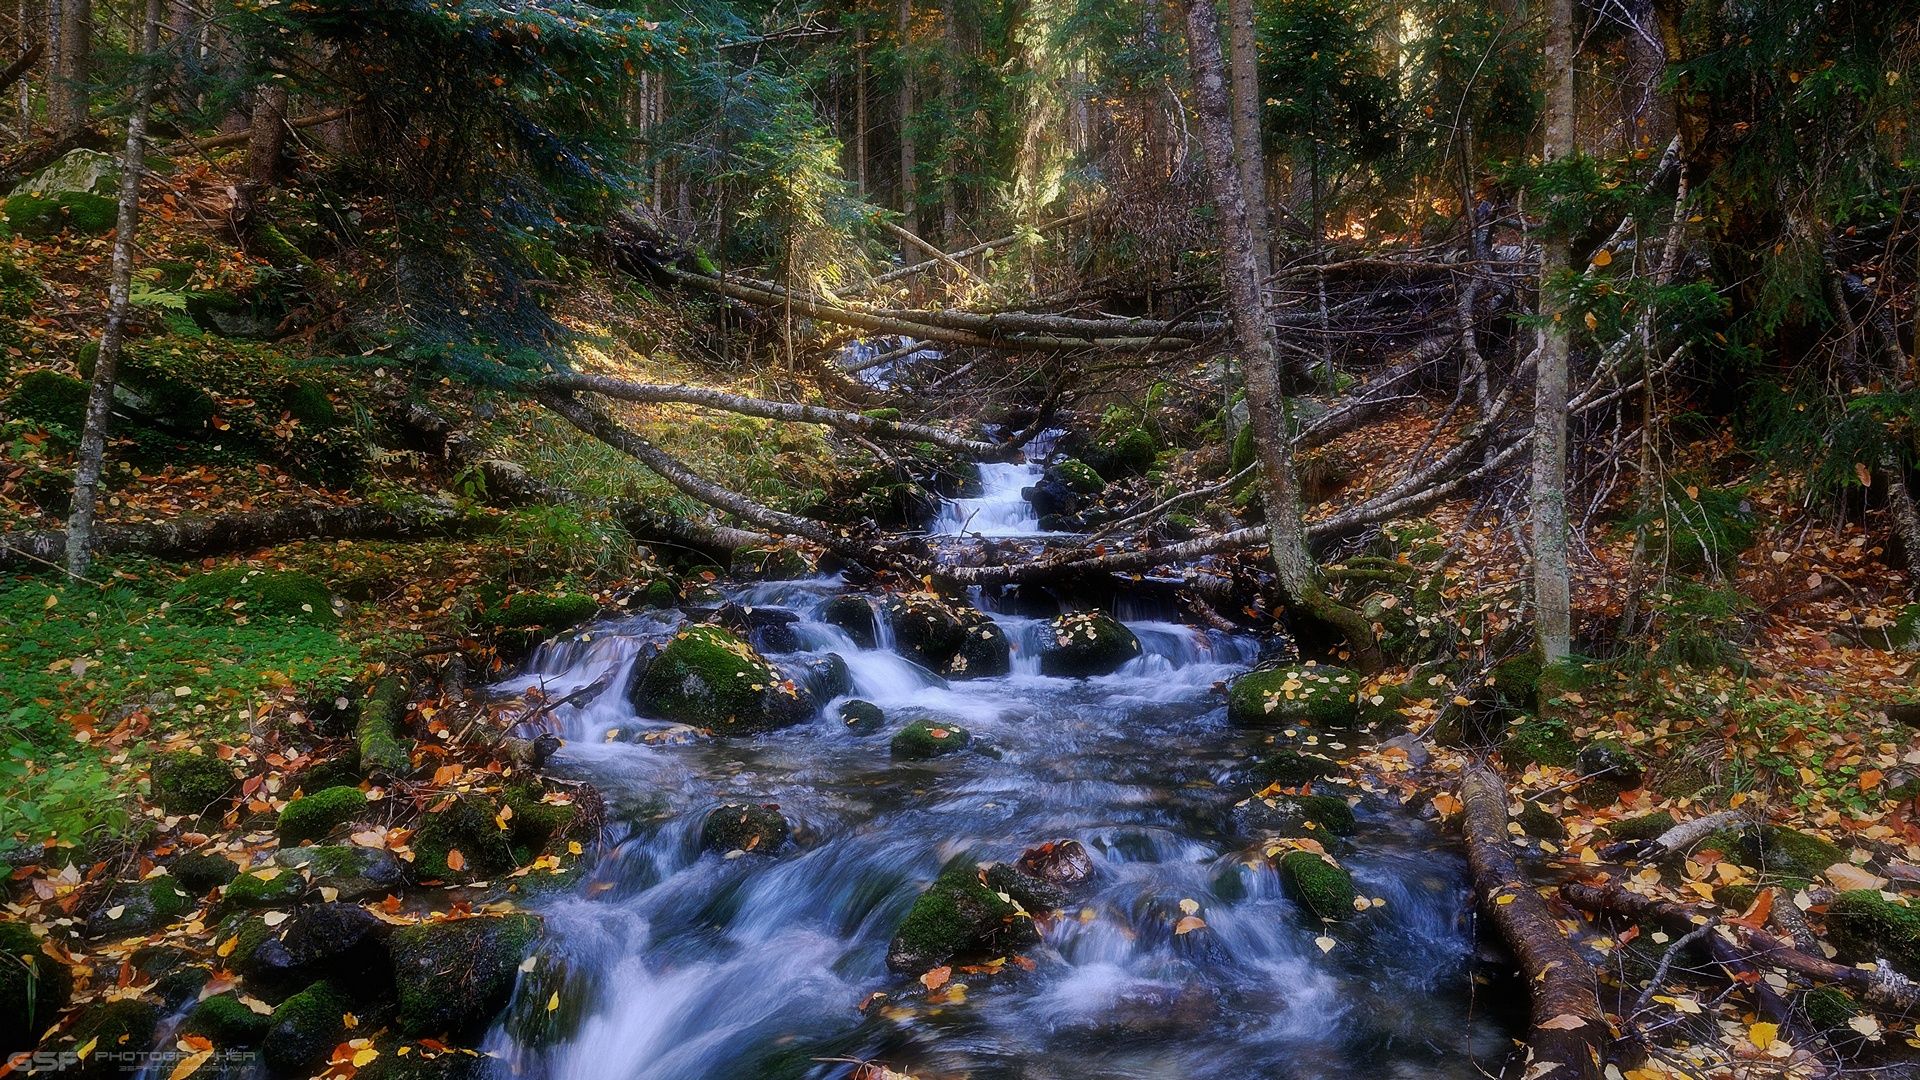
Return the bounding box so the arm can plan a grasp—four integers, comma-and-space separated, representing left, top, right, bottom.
1461, 762, 1608, 1080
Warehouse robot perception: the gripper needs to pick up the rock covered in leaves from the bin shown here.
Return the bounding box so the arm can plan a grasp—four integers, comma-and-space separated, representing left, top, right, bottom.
277, 843, 407, 901
1226, 665, 1359, 727
1231, 792, 1357, 839
0, 920, 72, 1055
881, 594, 1010, 679
701, 804, 790, 855
1038, 611, 1142, 677
886, 862, 1040, 972
89, 876, 193, 937
629, 624, 816, 733
1015, 839, 1095, 891
390, 914, 543, 1038
1251, 750, 1342, 787
891, 719, 971, 759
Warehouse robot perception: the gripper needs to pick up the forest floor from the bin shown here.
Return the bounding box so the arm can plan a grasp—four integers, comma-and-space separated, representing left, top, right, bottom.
4, 163, 1920, 1076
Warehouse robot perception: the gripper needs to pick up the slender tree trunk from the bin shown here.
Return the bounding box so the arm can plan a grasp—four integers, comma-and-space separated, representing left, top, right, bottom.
1177, 0, 1375, 662
1531, 0, 1576, 663
854, 26, 868, 198
65, 0, 161, 580
1224, 0, 1269, 286
896, 0, 917, 241
51, 0, 86, 137
939, 0, 960, 244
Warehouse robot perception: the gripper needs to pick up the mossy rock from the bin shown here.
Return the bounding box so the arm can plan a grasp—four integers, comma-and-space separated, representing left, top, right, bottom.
181, 993, 271, 1045
880, 594, 1010, 679
1, 191, 117, 238
221, 868, 306, 910
282, 379, 338, 429
1277, 850, 1356, 921
1038, 611, 1141, 677
1800, 986, 1860, 1033
0, 920, 73, 1055
390, 914, 542, 1038
170, 852, 240, 892
1825, 891, 1920, 977
501, 784, 578, 859
277, 785, 368, 844
1602, 812, 1675, 843
212, 913, 275, 982
1575, 739, 1643, 805
150, 751, 237, 816
1489, 654, 1543, 711
1226, 665, 1360, 727
1740, 826, 1845, 889
1088, 426, 1158, 478
700, 804, 790, 855
638, 578, 680, 608
1516, 803, 1567, 841
1049, 458, 1105, 495
820, 595, 877, 647
262, 981, 350, 1075
732, 546, 815, 580
839, 699, 885, 733
630, 624, 815, 733
983, 863, 1068, 914
64, 997, 160, 1077
172, 567, 339, 624
1251, 750, 1341, 787
885, 861, 1040, 972
1500, 719, 1577, 768
411, 795, 517, 883
354, 1044, 480, 1080
7, 369, 90, 430
891, 719, 971, 760
356, 675, 413, 781
90, 877, 193, 937
1244, 792, 1357, 837
794, 653, 853, 701
479, 590, 598, 631
277, 844, 406, 901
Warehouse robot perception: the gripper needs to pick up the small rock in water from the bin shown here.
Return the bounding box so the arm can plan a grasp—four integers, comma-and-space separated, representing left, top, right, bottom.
839, 699, 885, 733
1377, 732, 1430, 767
1015, 838, 1095, 890
701, 803, 791, 855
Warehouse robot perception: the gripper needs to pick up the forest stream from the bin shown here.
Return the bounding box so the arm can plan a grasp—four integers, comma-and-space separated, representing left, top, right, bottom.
478, 448, 1517, 1080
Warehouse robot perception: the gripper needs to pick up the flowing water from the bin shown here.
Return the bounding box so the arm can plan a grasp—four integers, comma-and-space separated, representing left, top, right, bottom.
483, 455, 1513, 1080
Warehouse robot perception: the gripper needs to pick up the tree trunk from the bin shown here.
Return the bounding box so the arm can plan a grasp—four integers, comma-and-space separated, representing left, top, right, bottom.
64, 0, 160, 580
50, 0, 87, 137
1462, 763, 1606, 1080
10, 501, 477, 572
1223, 0, 1269, 288
244, 81, 287, 189
854, 26, 868, 198
1176, 0, 1375, 662
1530, 0, 1575, 663
896, 0, 917, 241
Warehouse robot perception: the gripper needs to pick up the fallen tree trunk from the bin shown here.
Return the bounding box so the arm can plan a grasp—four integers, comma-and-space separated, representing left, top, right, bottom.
162, 107, 352, 157
536, 390, 871, 561
1597, 810, 1744, 863
614, 504, 776, 566
533, 372, 1013, 459
1562, 882, 1920, 1015
845, 211, 1090, 296
879, 221, 987, 286
0, 501, 481, 572
1461, 762, 1608, 1080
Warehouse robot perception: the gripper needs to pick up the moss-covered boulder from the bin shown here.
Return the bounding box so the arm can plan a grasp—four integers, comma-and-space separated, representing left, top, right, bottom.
630, 624, 816, 733
820, 595, 877, 648
1739, 826, 1846, 888
262, 981, 350, 1076
181, 993, 271, 1045
891, 719, 971, 760
984, 863, 1067, 914
885, 862, 1040, 972
1601, 812, 1675, 844
839, 699, 885, 733
1, 190, 117, 238
1226, 665, 1360, 727
170, 851, 240, 893
8, 369, 90, 430
1825, 891, 1920, 977
1086, 426, 1158, 479
172, 567, 340, 624
221, 867, 306, 911
1252, 750, 1342, 787
411, 795, 518, 883
1049, 458, 1105, 496
1277, 850, 1356, 921
89, 877, 193, 937
794, 652, 853, 701
1039, 611, 1142, 677
1231, 792, 1357, 838
1, 920, 72, 1054
478, 591, 599, 632
277, 785, 368, 844
880, 594, 1010, 679
278, 844, 407, 901
64, 997, 160, 1077
1575, 740, 1643, 805
149, 750, 237, 816
283, 379, 338, 429
701, 804, 790, 855
390, 914, 542, 1038
1500, 718, 1577, 768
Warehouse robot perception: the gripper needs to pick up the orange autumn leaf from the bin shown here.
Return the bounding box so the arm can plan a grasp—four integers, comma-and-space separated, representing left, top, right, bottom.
920, 965, 951, 991
445, 849, 466, 872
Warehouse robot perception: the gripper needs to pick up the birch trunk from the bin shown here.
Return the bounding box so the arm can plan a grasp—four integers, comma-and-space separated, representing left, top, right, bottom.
896, 0, 918, 240
64, 0, 162, 579
1530, 0, 1575, 663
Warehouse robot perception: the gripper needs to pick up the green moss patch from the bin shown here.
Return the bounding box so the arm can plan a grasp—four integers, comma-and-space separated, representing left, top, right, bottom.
891, 719, 971, 759
390, 914, 542, 1038
1277, 850, 1356, 921
262, 981, 350, 1075
171, 568, 340, 625
149, 751, 237, 816
630, 624, 814, 733
1825, 891, 1920, 977
1227, 665, 1359, 727
277, 785, 368, 844
885, 861, 1039, 972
